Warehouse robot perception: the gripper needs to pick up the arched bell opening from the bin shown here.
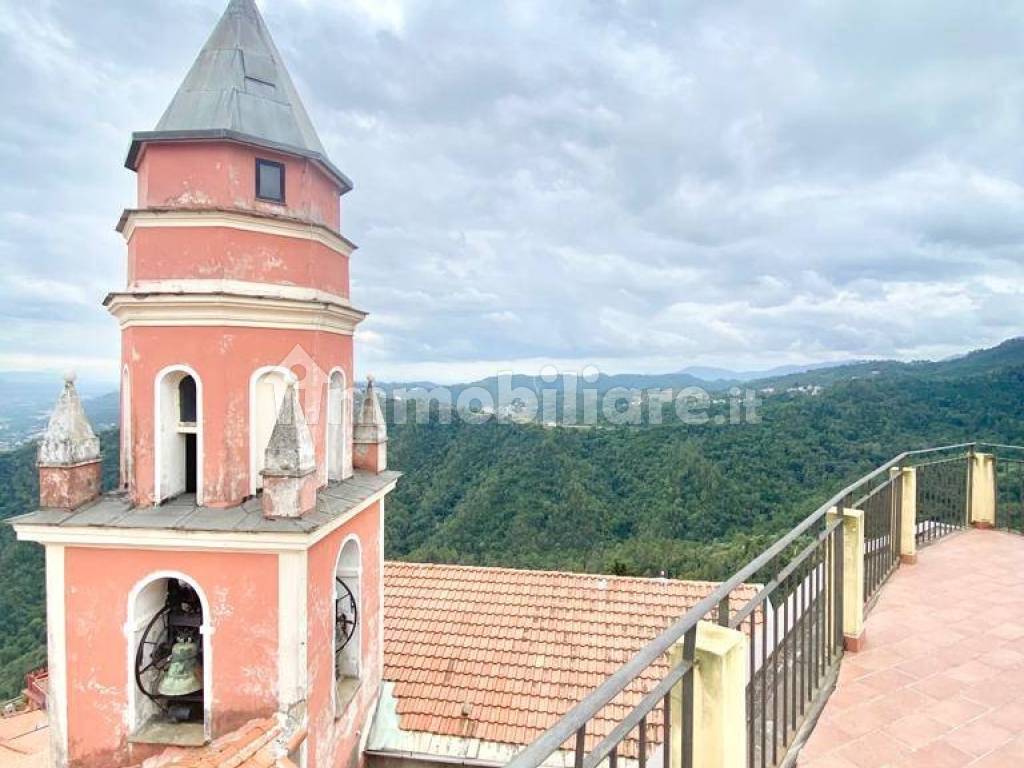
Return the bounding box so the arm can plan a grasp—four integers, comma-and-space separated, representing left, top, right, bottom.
334, 536, 361, 716
327, 368, 349, 483
154, 366, 203, 504
249, 366, 292, 496
128, 574, 211, 741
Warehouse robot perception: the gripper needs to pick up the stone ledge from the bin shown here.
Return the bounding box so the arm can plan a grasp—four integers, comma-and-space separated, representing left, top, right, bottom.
9, 470, 400, 536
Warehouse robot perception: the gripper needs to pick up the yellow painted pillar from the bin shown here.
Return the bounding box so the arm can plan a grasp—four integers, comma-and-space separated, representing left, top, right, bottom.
890, 467, 917, 564
970, 452, 996, 528
827, 506, 866, 652
668, 621, 747, 768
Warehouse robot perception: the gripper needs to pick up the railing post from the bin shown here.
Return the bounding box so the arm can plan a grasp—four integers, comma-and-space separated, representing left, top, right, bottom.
826, 506, 866, 652
890, 467, 917, 564
969, 452, 996, 529
668, 622, 747, 768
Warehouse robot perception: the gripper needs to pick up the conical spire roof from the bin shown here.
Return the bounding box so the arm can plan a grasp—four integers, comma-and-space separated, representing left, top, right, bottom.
353, 376, 387, 444
127, 0, 351, 192
38, 373, 101, 467
263, 382, 316, 476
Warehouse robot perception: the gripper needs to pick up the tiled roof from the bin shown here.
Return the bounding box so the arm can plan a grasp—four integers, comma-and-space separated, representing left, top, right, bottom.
6, 563, 759, 766
129, 718, 298, 768
382, 561, 760, 757
0, 710, 49, 768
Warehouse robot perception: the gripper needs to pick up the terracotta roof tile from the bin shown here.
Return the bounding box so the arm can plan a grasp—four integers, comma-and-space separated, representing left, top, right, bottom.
382, 561, 759, 757
127, 717, 300, 768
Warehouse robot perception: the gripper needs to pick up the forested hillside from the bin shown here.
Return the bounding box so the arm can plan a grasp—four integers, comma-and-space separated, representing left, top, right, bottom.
385, 365, 1024, 573
0, 430, 119, 700
1, 358, 1024, 698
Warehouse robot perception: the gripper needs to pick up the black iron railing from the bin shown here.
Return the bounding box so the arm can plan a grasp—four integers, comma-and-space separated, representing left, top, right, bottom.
856, 473, 901, 606
501, 442, 1024, 768
735, 517, 843, 768
914, 455, 969, 547
991, 445, 1024, 533
504, 442, 1011, 768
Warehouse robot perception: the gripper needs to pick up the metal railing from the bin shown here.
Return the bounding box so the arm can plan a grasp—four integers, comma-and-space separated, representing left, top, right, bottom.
505, 441, 1001, 768
856, 473, 901, 605
914, 455, 969, 547
737, 517, 842, 768
990, 444, 1024, 533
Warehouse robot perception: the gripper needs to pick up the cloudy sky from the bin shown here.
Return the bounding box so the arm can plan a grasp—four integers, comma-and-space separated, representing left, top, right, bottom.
2, 1, 1023, 384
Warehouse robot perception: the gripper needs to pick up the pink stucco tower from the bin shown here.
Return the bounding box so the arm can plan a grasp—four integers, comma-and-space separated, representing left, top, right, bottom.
13, 2, 397, 767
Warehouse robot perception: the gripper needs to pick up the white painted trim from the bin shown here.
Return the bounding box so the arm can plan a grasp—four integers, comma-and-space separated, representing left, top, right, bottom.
107, 292, 366, 335
277, 551, 308, 710
119, 209, 355, 256
13, 481, 397, 551
325, 367, 350, 485
153, 365, 204, 505
124, 571, 214, 740
45, 545, 68, 768
249, 366, 296, 496
121, 365, 132, 490
130, 279, 352, 308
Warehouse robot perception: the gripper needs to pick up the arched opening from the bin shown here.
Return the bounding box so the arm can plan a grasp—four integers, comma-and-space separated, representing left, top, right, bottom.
155, 367, 202, 504
334, 536, 361, 715
249, 367, 291, 495
327, 369, 348, 482
128, 573, 211, 741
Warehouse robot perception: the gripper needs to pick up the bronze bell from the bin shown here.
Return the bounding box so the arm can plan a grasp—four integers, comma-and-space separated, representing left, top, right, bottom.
158, 637, 202, 697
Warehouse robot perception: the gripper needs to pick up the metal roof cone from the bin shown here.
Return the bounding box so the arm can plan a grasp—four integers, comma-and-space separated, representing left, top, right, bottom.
127, 0, 351, 191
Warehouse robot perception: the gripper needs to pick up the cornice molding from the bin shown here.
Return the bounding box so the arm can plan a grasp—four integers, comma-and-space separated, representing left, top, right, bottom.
130, 279, 350, 307
105, 287, 368, 335
13, 482, 396, 553
118, 207, 357, 256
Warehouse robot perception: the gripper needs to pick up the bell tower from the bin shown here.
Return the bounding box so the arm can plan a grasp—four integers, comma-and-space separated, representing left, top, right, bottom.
12, 2, 397, 767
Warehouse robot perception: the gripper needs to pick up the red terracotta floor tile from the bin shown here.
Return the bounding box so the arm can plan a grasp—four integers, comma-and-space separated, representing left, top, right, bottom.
835, 732, 910, 768
941, 718, 1014, 757
882, 712, 950, 750
925, 695, 989, 728
893, 739, 974, 768
795, 531, 1024, 767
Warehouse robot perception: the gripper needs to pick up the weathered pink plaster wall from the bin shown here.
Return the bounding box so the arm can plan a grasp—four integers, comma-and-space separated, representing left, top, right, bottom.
306, 502, 383, 768
126, 226, 350, 298
137, 143, 342, 230
38, 462, 101, 510
63, 547, 278, 768
121, 326, 353, 508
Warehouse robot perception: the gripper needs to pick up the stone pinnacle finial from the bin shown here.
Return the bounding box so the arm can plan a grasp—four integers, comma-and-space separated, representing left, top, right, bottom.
354, 377, 387, 441
38, 375, 100, 467
263, 383, 316, 476
261, 382, 318, 518
352, 376, 388, 474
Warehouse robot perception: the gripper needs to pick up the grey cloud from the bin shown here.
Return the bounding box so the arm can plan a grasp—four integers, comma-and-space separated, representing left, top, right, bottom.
2, 0, 1023, 378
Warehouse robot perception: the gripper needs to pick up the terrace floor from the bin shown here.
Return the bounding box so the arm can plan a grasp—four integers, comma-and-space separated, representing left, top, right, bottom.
799, 528, 1024, 768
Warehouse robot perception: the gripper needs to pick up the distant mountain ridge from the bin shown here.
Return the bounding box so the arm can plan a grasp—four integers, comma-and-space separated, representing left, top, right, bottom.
752, 337, 1024, 390
675, 361, 858, 382
377, 337, 1024, 399
2, 338, 1023, 445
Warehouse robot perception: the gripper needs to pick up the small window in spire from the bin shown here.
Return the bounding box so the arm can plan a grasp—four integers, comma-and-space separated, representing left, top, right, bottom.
256, 159, 285, 203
